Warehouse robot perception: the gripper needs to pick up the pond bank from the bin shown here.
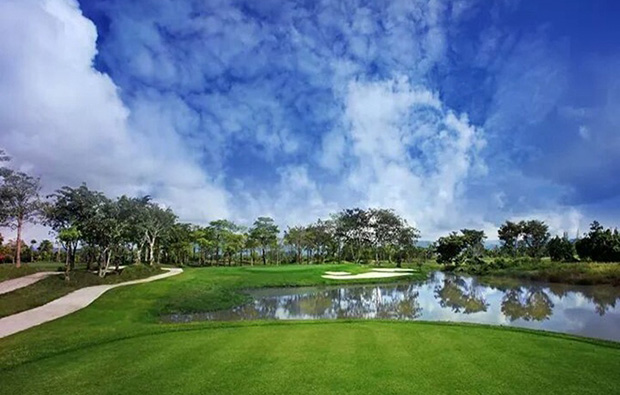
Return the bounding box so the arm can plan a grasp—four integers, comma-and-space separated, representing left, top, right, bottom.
448, 261, 620, 286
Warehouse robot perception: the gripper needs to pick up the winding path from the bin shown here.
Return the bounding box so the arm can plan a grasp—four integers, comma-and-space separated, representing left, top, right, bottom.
0, 268, 183, 339
0, 272, 61, 295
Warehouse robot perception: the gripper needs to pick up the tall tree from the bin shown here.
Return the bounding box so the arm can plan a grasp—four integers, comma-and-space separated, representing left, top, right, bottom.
334, 208, 372, 263
498, 221, 522, 257
45, 184, 107, 268
435, 232, 466, 264
547, 235, 575, 262
137, 201, 177, 266
209, 219, 239, 264
394, 225, 420, 267
460, 229, 486, 259
0, 169, 41, 267
520, 220, 550, 258
58, 227, 81, 280
284, 226, 306, 264
249, 217, 279, 265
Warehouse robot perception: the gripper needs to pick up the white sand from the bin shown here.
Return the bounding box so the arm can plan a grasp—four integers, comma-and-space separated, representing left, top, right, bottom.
324, 271, 351, 276
0, 271, 61, 295
322, 272, 413, 280
371, 268, 415, 273
0, 268, 183, 339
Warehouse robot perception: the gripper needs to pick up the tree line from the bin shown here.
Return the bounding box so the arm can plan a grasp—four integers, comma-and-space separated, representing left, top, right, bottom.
435, 219, 620, 265
2, 150, 619, 277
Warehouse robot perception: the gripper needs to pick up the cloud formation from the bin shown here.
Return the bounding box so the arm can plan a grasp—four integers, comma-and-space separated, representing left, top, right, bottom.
0, 0, 230, 225
2, 0, 619, 240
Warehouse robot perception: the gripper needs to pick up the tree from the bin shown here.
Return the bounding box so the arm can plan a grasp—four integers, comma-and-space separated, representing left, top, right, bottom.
498, 220, 549, 258
38, 239, 54, 261
45, 184, 107, 269
162, 223, 193, 265
369, 208, 404, 264
394, 225, 420, 267
333, 208, 372, 263
76, 196, 131, 277
460, 229, 486, 259
575, 221, 620, 262
209, 219, 239, 264
245, 234, 259, 266
29, 239, 37, 262
521, 220, 550, 258
249, 217, 279, 265
137, 201, 177, 266
58, 227, 81, 280
0, 169, 41, 267
435, 232, 466, 264
498, 221, 522, 257
547, 235, 575, 262
284, 226, 306, 264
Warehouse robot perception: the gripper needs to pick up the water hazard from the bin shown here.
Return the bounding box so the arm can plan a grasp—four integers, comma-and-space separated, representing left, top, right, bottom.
164, 271, 620, 341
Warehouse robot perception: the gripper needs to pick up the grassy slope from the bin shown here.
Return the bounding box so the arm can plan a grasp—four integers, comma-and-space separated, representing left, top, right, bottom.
0, 265, 163, 317
0, 265, 619, 394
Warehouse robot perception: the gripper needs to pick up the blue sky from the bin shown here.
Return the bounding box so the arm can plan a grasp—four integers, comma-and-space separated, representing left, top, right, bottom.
1, 0, 620, 239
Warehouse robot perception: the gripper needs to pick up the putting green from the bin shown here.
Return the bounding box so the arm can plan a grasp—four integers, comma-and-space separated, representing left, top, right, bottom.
2, 321, 619, 394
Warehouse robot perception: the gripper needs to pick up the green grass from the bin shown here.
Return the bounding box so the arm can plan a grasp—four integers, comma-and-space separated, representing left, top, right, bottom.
0, 264, 619, 394
0, 262, 62, 282
458, 260, 620, 286
0, 265, 163, 317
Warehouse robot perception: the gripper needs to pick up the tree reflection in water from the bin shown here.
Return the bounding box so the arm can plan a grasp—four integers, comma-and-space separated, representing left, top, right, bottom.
203, 285, 423, 320
501, 287, 554, 321
163, 272, 620, 339
434, 277, 488, 314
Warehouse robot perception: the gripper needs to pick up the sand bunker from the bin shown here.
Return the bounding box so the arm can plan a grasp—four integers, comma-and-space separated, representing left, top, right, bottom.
324, 271, 351, 276
371, 268, 415, 273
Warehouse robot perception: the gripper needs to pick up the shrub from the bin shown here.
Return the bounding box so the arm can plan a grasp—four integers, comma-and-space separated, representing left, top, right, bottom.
547, 236, 575, 262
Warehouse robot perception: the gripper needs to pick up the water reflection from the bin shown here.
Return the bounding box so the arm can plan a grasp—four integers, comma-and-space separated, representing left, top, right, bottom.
501, 288, 554, 321
163, 272, 620, 342
434, 277, 488, 314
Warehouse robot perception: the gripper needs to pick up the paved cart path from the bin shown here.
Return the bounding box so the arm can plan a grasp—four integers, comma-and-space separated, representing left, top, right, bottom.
0, 268, 183, 339
0, 272, 61, 295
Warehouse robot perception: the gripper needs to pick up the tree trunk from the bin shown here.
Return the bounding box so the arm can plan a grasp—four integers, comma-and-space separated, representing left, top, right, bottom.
64, 247, 70, 282
135, 244, 142, 265
148, 240, 155, 266
69, 242, 77, 270
262, 248, 266, 265
99, 249, 112, 278
15, 216, 23, 268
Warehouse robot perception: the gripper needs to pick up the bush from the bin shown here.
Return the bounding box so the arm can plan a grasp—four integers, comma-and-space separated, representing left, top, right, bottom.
547, 236, 575, 262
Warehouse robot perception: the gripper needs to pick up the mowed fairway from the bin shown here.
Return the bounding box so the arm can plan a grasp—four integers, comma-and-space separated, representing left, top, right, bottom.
1, 266, 620, 394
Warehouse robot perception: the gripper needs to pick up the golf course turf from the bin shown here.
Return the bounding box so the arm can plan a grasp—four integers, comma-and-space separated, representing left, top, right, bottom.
1, 265, 619, 394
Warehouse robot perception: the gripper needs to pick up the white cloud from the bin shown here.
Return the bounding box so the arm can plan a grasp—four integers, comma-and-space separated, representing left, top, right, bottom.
343, 78, 486, 236
508, 208, 584, 238
578, 125, 591, 140
0, 0, 230, 232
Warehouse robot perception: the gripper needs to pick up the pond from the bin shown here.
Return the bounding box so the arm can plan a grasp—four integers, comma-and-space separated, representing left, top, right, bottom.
164, 271, 620, 342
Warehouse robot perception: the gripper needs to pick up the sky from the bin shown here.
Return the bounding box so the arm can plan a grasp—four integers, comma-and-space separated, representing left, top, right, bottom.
1, 0, 620, 241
